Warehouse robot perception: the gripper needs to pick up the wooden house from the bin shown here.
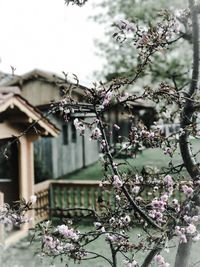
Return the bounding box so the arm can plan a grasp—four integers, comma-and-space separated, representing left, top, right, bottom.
0, 87, 59, 245
0, 69, 99, 180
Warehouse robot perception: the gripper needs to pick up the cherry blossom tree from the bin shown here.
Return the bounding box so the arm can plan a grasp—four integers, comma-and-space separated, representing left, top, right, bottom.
1, 0, 200, 267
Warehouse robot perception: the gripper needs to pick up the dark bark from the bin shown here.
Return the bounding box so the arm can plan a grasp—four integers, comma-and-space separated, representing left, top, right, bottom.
175, 237, 193, 267
179, 0, 200, 180
110, 243, 117, 267
175, 1, 200, 267
141, 246, 162, 267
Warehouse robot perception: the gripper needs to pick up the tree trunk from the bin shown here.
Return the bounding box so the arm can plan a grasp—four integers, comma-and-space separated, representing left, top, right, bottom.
174, 237, 193, 267
176, 1, 200, 266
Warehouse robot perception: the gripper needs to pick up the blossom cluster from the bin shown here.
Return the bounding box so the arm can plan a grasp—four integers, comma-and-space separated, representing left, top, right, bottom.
98, 87, 130, 109
154, 254, 170, 267
74, 118, 86, 133
57, 224, 80, 241
0, 195, 37, 230
113, 12, 181, 60
175, 224, 197, 244
123, 259, 138, 267
0, 204, 29, 228
113, 175, 123, 188
149, 195, 168, 224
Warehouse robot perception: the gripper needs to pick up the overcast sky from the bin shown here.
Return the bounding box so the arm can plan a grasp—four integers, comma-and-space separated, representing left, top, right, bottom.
0, 0, 105, 84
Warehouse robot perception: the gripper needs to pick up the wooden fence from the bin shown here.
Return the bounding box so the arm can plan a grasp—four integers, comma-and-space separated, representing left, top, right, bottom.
49, 180, 114, 218
34, 180, 185, 224
34, 180, 52, 224
34, 180, 115, 223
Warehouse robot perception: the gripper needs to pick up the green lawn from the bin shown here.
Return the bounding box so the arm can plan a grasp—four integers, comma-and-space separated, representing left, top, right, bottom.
61, 139, 200, 181
2, 226, 200, 267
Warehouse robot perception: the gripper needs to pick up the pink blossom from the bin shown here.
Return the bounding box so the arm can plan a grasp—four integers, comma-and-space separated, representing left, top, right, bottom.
182, 185, 194, 198
102, 91, 113, 106
123, 259, 138, 267
160, 193, 169, 202
113, 175, 123, 188
175, 226, 184, 236
132, 186, 140, 194
160, 263, 170, 267
109, 217, 116, 225
154, 255, 170, 267
90, 127, 102, 140
57, 224, 79, 241
112, 162, 118, 169
94, 222, 102, 229
101, 226, 106, 233
180, 234, 187, 243
118, 92, 129, 102
164, 147, 173, 156
29, 195, 37, 204
164, 175, 174, 187
148, 132, 155, 138
123, 215, 131, 224
151, 199, 166, 212
192, 233, 200, 241
101, 139, 106, 147
172, 199, 178, 205
172, 19, 181, 34
183, 215, 191, 223
106, 233, 118, 242
115, 195, 121, 201
74, 118, 85, 131
154, 255, 165, 265
186, 224, 196, 234
192, 216, 199, 223
115, 19, 135, 32
149, 210, 164, 222
43, 235, 57, 250
172, 199, 180, 212
64, 243, 75, 251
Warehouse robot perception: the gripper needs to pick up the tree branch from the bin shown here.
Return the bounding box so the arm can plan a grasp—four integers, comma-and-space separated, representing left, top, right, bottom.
95, 107, 162, 230
141, 246, 162, 267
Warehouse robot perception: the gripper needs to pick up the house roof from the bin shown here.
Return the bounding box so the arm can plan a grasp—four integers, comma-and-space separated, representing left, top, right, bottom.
0, 69, 86, 96
0, 69, 64, 86
126, 99, 155, 108
0, 70, 155, 110
0, 87, 60, 137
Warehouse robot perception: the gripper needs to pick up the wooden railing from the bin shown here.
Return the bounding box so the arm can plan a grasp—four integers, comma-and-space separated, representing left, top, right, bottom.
34, 179, 184, 224
49, 180, 115, 218
34, 180, 115, 221
34, 180, 52, 224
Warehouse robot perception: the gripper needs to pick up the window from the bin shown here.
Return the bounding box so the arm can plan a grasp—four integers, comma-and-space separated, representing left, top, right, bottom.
62, 124, 69, 145
71, 123, 77, 143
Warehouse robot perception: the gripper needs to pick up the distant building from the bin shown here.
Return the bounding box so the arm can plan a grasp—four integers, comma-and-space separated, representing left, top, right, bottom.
104, 100, 156, 145
0, 69, 99, 181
